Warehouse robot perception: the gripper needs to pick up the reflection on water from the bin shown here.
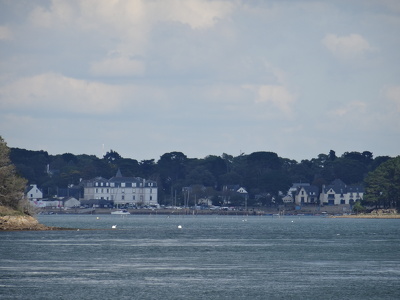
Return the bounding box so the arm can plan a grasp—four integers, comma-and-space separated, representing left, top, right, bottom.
1, 215, 400, 299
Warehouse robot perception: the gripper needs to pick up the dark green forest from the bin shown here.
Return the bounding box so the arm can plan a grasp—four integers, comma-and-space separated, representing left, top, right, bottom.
9, 147, 399, 208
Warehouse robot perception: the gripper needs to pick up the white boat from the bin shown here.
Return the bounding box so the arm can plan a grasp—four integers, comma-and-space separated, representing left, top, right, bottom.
111, 209, 130, 215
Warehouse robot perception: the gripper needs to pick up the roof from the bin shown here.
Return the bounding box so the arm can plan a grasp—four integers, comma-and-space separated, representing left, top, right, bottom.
299, 185, 319, 195
322, 179, 364, 194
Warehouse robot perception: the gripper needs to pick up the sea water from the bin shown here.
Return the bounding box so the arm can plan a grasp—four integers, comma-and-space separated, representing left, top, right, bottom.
1, 215, 399, 299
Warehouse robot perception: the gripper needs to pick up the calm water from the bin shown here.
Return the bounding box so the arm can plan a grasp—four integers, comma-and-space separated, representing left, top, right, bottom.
1, 215, 399, 299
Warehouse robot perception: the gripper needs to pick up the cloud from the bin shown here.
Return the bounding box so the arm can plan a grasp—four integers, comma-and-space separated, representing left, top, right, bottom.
384, 85, 400, 111
29, 1, 77, 28
331, 101, 367, 116
0, 26, 12, 40
0, 73, 125, 115
322, 33, 373, 59
255, 85, 296, 116
27, 0, 235, 77
156, 0, 234, 29
90, 56, 146, 77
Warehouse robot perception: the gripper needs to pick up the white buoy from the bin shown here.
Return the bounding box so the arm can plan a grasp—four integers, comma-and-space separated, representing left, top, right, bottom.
112, 225, 117, 229
96, 217, 100, 220
178, 225, 182, 229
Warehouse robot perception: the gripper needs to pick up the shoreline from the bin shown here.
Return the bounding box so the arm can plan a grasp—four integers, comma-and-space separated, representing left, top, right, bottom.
0, 215, 75, 231
2, 212, 400, 231
330, 214, 400, 219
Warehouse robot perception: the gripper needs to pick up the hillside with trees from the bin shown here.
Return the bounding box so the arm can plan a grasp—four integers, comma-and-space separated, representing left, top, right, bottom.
0, 137, 28, 213
8, 144, 398, 209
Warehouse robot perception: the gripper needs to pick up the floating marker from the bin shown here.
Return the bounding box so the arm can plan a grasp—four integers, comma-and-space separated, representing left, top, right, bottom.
112, 225, 117, 229
178, 225, 182, 229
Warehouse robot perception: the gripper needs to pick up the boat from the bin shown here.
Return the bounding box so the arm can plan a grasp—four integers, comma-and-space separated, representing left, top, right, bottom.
111, 209, 130, 215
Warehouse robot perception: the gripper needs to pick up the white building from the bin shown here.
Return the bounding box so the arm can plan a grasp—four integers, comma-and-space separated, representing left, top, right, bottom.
26, 184, 43, 201
295, 185, 319, 205
82, 170, 158, 207
319, 179, 364, 205
63, 197, 80, 208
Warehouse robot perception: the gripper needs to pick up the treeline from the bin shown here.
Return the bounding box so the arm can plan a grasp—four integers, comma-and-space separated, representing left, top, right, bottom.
10, 148, 393, 207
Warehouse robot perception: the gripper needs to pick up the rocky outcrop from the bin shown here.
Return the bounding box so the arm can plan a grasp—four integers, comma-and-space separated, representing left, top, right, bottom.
0, 215, 59, 231
370, 209, 398, 215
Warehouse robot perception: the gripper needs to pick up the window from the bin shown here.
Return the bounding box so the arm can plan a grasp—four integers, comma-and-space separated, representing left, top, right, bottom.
150, 196, 153, 201
132, 189, 136, 193
122, 195, 125, 200
121, 189, 125, 194
133, 195, 135, 200
121, 183, 126, 187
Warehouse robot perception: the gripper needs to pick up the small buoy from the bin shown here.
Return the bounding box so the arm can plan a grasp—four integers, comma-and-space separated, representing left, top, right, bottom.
291, 220, 294, 223
178, 225, 182, 229
96, 217, 100, 220
112, 225, 117, 229
77, 229, 80, 231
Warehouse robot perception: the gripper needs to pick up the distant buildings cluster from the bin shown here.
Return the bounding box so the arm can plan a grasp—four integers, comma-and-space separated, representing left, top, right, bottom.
283, 179, 364, 206
26, 171, 363, 209
26, 170, 159, 209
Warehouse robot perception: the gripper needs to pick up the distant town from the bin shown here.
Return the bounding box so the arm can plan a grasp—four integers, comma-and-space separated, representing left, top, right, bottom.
16, 148, 399, 216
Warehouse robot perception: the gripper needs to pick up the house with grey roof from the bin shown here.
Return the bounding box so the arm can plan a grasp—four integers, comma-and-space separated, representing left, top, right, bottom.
319, 179, 364, 205
295, 185, 319, 205
82, 170, 158, 207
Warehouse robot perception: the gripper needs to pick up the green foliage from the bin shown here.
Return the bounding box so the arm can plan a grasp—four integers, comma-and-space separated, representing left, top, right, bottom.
352, 200, 366, 214
7, 144, 396, 208
365, 156, 400, 208
0, 137, 27, 211
103, 150, 122, 162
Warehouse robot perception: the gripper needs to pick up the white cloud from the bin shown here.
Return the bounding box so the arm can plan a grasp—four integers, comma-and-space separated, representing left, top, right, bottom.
0, 26, 12, 40
385, 85, 400, 111
29, 0, 77, 28
322, 33, 373, 59
0, 73, 126, 114
90, 56, 145, 77
331, 101, 367, 116
156, 0, 234, 29
241, 84, 296, 118
255, 85, 296, 116
27, 0, 234, 77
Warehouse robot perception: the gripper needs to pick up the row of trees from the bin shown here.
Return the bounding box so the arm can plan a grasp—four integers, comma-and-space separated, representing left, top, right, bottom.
7, 143, 399, 208
0, 137, 28, 212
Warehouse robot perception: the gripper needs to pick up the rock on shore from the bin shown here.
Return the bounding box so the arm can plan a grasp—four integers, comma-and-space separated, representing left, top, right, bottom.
0, 215, 58, 231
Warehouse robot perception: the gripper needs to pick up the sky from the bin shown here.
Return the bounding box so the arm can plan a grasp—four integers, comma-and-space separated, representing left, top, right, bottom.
0, 0, 399, 162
